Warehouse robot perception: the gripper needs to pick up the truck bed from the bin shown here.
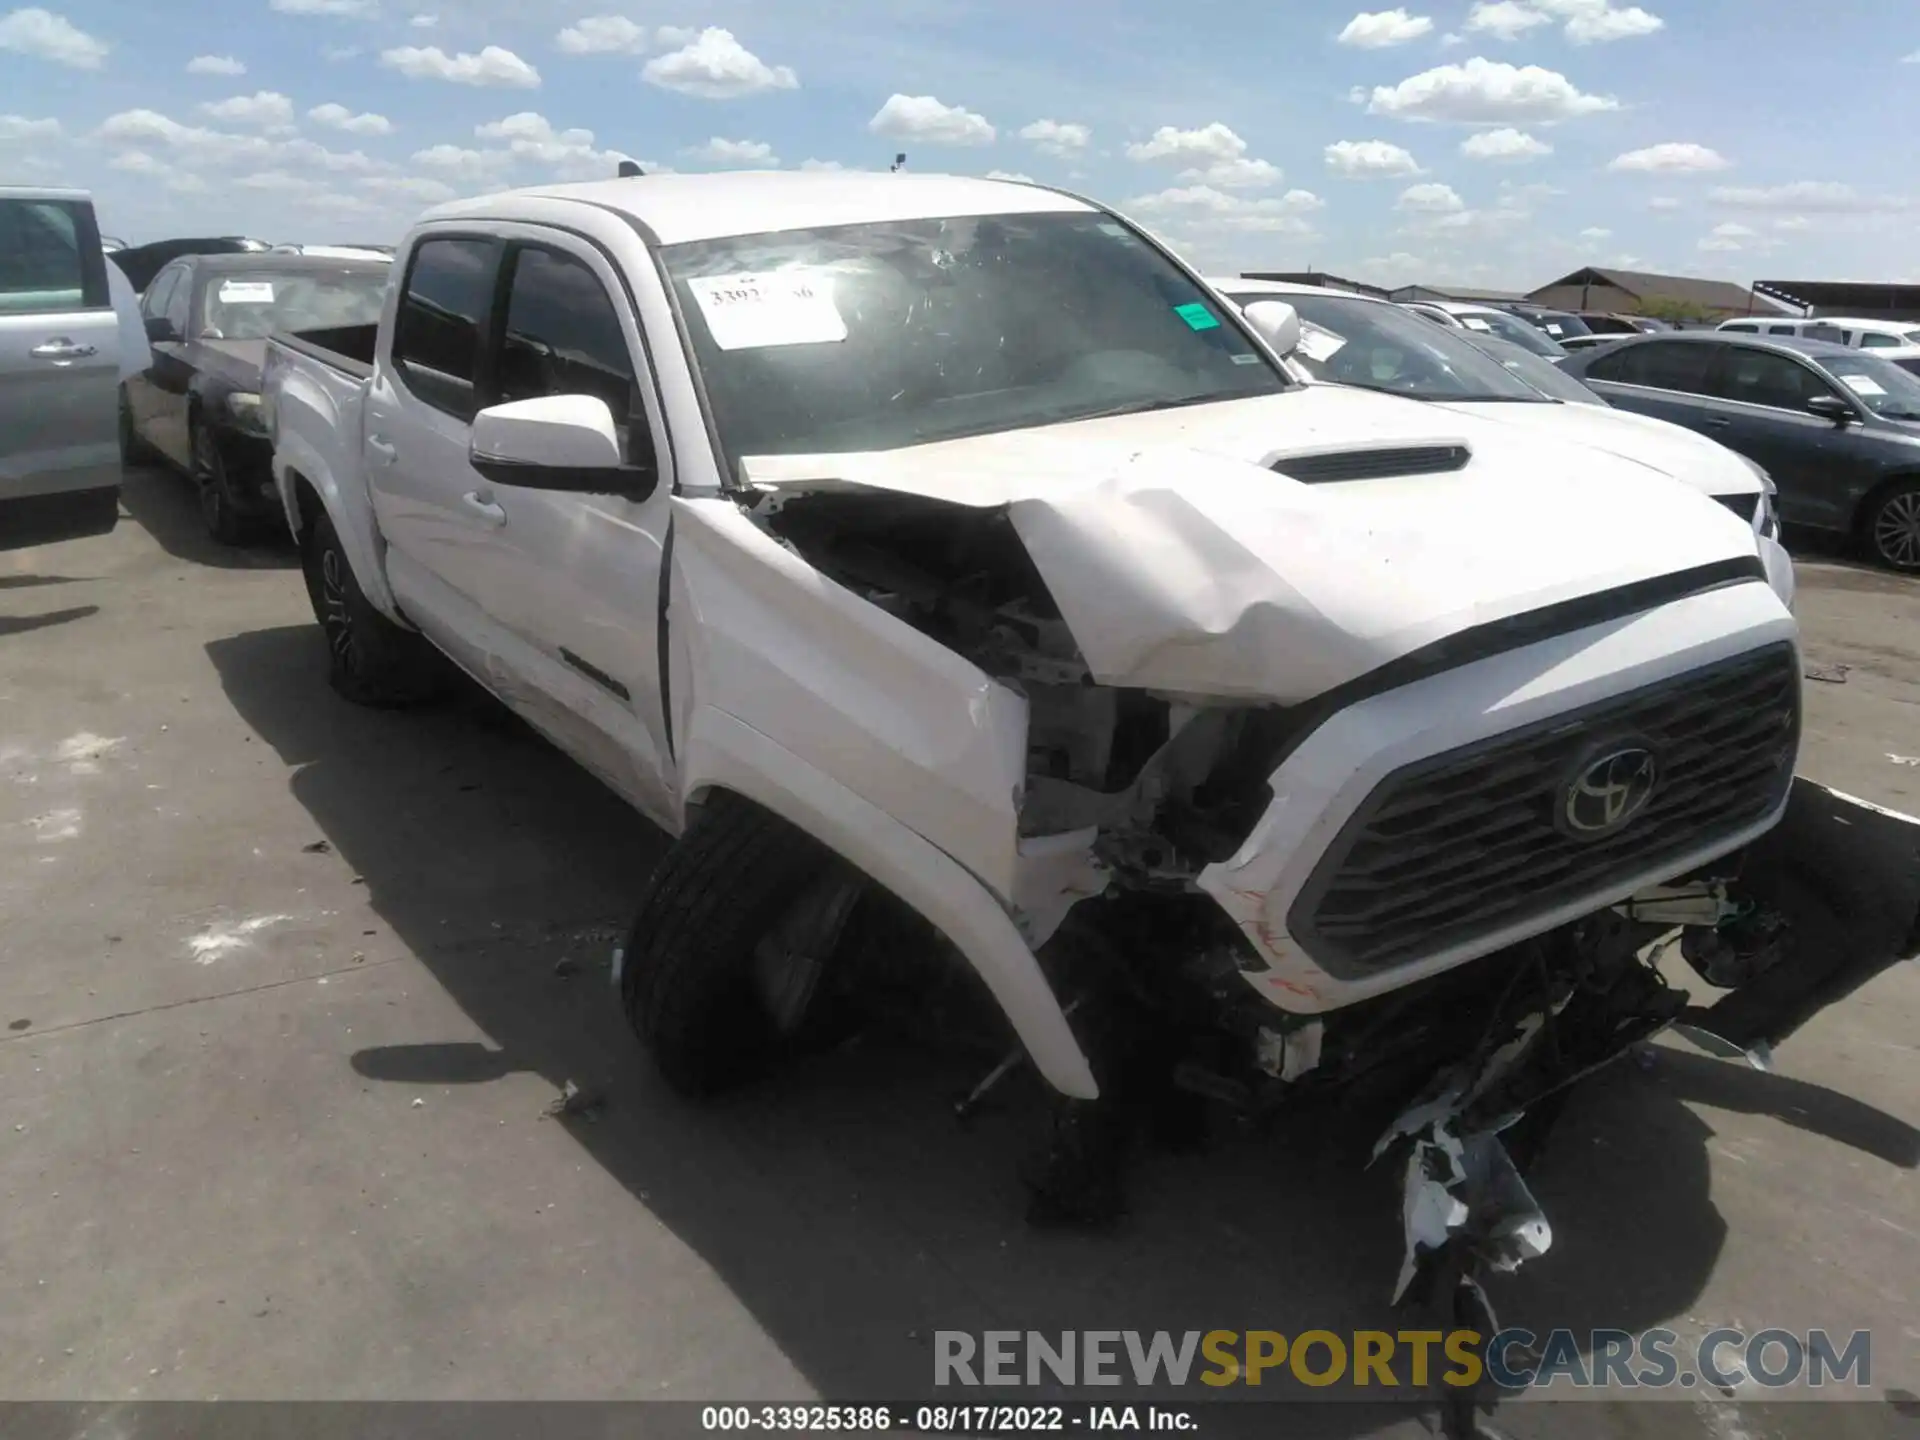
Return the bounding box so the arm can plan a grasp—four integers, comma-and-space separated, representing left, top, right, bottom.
271, 322, 377, 381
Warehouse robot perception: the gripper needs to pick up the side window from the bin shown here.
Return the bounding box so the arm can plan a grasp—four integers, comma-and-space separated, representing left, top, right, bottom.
1764, 325, 1796, 336
1860, 333, 1899, 349
141, 268, 178, 322
0, 197, 103, 315
1587, 340, 1716, 393
392, 237, 501, 421
164, 270, 194, 335
1712, 348, 1835, 411
1723, 323, 1758, 334
495, 245, 639, 423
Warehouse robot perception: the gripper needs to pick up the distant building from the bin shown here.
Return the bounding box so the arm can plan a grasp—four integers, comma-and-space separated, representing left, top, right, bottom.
1527, 266, 1784, 320
1753, 279, 1920, 321
1239, 270, 1390, 299
1388, 284, 1527, 305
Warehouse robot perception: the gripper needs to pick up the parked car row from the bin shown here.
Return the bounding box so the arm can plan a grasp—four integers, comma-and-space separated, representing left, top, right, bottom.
0, 179, 396, 551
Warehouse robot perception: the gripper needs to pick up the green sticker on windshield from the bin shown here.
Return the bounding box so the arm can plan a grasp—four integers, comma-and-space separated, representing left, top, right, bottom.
1174, 302, 1220, 331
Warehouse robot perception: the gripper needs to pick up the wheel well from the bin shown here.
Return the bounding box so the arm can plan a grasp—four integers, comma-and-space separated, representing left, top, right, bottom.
290, 473, 323, 540
1854, 471, 1920, 534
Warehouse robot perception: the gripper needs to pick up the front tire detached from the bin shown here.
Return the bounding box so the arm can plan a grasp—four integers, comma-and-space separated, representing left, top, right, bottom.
621, 793, 854, 1097
1863, 478, 1920, 574
299, 507, 443, 707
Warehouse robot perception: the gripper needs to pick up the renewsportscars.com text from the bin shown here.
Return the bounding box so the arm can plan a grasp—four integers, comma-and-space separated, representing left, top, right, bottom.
934, 1329, 1873, 1392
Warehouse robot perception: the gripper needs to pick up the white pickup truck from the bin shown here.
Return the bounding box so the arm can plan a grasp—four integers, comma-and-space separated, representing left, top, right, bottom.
263, 172, 1918, 1316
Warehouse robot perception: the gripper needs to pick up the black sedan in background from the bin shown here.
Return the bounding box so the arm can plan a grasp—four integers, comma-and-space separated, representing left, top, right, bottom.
121, 253, 391, 543
1560, 332, 1920, 572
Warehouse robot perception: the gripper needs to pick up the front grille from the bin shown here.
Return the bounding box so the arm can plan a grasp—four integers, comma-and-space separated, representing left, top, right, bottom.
1715, 492, 1759, 523
1289, 642, 1800, 975
1270, 444, 1469, 483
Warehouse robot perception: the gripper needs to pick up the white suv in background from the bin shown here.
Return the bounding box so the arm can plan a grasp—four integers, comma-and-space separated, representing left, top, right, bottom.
0, 186, 124, 546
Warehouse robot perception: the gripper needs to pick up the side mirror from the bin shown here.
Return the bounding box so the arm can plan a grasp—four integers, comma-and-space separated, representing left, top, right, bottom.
144, 316, 178, 344
469, 394, 657, 499
1241, 300, 1301, 359
1805, 394, 1855, 425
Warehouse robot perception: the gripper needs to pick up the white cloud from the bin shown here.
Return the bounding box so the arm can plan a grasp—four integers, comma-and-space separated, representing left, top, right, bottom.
410, 13, 436, 26
1579, 225, 1610, 238
186, 54, 246, 76
868, 93, 994, 146
412, 142, 515, 182
96, 109, 389, 189
1464, 1, 1550, 39
1125, 122, 1280, 189
310, 102, 392, 135
1698, 221, 1756, 252
362, 174, 457, 201
555, 15, 649, 55
109, 149, 207, 193
1606, 142, 1728, 173
1125, 184, 1325, 234
1125, 122, 1247, 165
201, 91, 295, 129
1773, 215, 1809, 232
0, 7, 106, 68
1537, 0, 1665, 43
1337, 8, 1434, 47
270, 0, 377, 13
798, 157, 845, 171
1648, 195, 1681, 210
323, 45, 359, 61
1441, 30, 1465, 45
1019, 118, 1090, 157
643, 27, 797, 98
655, 24, 696, 46
1460, 126, 1551, 160
1396, 181, 1464, 212
685, 136, 777, 166
0, 113, 61, 141
473, 110, 638, 180
1363, 58, 1619, 122
1905, 49, 1920, 64
381, 45, 541, 87
985, 169, 1034, 182
1708, 181, 1908, 213
1324, 139, 1422, 177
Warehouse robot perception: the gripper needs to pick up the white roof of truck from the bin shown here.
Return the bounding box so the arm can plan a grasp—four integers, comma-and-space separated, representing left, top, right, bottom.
419, 170, 1094, 246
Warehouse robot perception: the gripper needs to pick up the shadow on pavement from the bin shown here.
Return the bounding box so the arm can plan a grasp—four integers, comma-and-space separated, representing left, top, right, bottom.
0, 604, 100, 638
119, 465, 296, 572
205, 622, 1912, 1425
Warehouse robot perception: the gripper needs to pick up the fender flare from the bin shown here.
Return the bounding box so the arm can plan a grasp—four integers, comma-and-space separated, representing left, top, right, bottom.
272, 431, 404, 623
679, 705, 1100, 1100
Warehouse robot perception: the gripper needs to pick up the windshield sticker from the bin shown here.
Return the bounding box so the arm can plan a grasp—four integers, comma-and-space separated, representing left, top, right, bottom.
1462, 317, 1492, 331
686, 272, 848, 351
1173, 301, 1220, 332
1838, 374, 1887, 397
1230, 353, 1263, 365
1545, 323, 1564, 335
1296, 321, 1347, 364
218, 281, 276, 303
1098, 222, 1128, 237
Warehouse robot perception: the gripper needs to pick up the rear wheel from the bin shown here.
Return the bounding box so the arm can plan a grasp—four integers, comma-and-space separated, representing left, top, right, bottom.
1862, 478, 1920, 573
190, 413, 251, 546
299, 506, 443, 707
620, 792, 860, 1096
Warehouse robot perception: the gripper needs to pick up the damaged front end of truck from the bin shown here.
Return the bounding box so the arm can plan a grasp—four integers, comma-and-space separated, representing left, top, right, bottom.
648, 421, 1920, 1363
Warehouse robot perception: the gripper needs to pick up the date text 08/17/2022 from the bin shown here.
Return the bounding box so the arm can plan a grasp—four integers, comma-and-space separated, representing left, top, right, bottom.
700, 1406, 1197, 1434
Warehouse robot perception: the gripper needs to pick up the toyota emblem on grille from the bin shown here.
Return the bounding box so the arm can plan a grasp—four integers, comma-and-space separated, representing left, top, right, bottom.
1560, 746, 1659, 838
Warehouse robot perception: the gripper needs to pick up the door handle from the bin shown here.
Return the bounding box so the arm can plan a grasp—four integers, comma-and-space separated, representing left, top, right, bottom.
365, 435, 398, 464
30, 338, 97, 361
1702, 416, 1731, 429
461, 491, 507, 526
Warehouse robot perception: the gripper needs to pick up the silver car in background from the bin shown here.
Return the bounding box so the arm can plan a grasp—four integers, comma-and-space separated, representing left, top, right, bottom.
1, 185, 122, 547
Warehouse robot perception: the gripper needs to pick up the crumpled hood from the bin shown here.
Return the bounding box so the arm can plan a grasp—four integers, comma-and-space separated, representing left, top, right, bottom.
743, 387, 1771, 702
1430, 398, 1763, 497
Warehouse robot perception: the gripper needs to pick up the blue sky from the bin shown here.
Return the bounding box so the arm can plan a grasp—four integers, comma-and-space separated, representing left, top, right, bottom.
3, 0, 1915, 291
